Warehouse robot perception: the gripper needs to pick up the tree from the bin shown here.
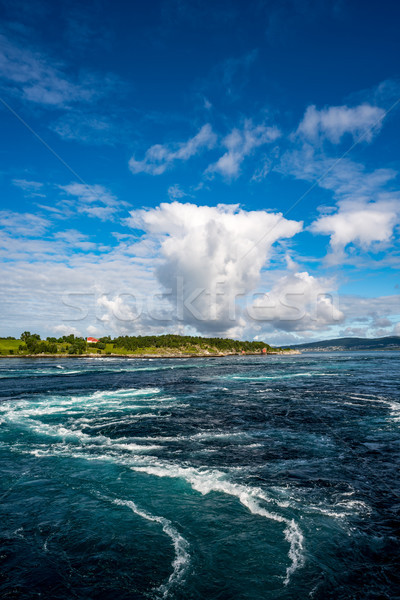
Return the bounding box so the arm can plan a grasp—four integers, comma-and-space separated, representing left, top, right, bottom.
21, 332, 40, 342
68, 338, 86, 355
59, 334, 75, 344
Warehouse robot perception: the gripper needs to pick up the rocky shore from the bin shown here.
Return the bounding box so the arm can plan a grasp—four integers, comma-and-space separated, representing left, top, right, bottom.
0, 349, 301, 359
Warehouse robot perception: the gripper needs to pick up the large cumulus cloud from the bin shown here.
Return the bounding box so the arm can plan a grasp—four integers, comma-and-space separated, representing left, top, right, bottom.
127, 202, 302, 334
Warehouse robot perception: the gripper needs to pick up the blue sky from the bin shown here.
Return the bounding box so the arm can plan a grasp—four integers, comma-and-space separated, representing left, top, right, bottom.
1, 0, 400, 344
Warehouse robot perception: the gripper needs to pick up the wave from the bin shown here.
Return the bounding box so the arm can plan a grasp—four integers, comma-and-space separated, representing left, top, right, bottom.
130, 463, 305, 585
0, 369, 82, 378
0, 387, 164, 415
3, 374, 381, 592
96, 494, 190, 598
0, 362, 200, 379
4, 414, 163, 454
348, 394, 400, 421
25, 438, 305, 586
228, 372, 337, 381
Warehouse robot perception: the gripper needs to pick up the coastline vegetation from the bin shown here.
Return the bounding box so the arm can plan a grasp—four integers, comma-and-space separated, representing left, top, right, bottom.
0, 333, 286, 356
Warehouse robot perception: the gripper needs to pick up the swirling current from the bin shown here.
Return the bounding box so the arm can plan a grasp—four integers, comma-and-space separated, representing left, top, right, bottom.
0, 352, 399, 599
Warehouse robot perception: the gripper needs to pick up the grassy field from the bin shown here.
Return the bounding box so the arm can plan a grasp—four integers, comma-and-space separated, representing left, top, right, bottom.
0, 339, 246, 356
0, 339, 22, 355
0, 339, 222, 356
0, 338, 284, 356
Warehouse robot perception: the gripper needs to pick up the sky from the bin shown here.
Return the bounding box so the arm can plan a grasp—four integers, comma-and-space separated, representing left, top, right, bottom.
0, 0, 400, 345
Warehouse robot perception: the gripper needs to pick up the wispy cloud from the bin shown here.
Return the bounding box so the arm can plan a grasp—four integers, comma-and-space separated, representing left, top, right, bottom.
167, 184, 192, 200
278, 95, 400, 261
280, 145, 400, 261
206, 120, 280, 179
51, 112, 116, 145
53, 229, 98, 251
0, 210, 50, 236
296, 103, 385, 144
59, 183, 123, 221
129, 124, 217, 175
12, 178, 45, 196
280, 142, 397, 201
0, 33, 118, 108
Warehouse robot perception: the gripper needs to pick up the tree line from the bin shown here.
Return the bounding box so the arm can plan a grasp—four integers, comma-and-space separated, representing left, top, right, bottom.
110, 334, 271, 352
18, 332, 87, 354
12, 332, 272, 354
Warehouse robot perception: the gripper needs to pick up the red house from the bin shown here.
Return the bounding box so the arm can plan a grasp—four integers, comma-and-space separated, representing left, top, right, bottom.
262, 347, 267, 354
87, 337, 99, 343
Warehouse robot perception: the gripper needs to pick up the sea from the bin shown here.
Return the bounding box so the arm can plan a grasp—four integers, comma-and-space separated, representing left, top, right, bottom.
0, 352, 399, 600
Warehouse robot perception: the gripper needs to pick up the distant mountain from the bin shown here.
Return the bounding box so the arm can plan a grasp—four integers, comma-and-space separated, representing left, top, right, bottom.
288, 336, 400, 351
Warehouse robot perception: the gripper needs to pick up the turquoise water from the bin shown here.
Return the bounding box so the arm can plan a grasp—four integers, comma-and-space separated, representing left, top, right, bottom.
0, 353, 399, 599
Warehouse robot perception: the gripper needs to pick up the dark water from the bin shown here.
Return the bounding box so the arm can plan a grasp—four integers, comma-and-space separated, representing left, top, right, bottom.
0, 353, 399, 599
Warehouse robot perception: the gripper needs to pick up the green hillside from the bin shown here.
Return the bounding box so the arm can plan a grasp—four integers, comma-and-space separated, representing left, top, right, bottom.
290, 336, 400, 351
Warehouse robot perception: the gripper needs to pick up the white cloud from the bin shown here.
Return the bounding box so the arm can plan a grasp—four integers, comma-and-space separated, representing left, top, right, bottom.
279, 120, 400, 261
247, 290, 400, 346
87, 325, 102, 337
129, 124, 217, 175
0, 238, 159, 338
340, 294, 400, 321
59, 182, 121, 221
280, 141, 397, 202
54, 229, 98, 251
296, 103, 385, 144
1, 208, 399, 341
207, 120, 280, 179
311, 198, 400, 257
0, 210, 50, 236
248, 271, 344, 332
53, 324, 82, 337
96, 296, 129, 322
127, 201, 302, 334
251, 159, 272, 182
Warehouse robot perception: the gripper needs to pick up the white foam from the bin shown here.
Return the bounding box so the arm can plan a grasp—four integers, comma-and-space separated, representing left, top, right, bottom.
336, 499, 371, 515
348, 394, 400, 422
130, 463, 305, 585
22, 435, 304, 585
0, 388, 164, 420
190, 431, 247, 442
90, 387, 161, 399
5, 414, 161, 456
229, 372, 338, 381
4, 387, 307, 587
98, 494, 190, 598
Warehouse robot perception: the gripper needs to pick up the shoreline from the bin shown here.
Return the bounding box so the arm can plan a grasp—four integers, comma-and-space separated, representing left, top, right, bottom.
0, 350, 301, 359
